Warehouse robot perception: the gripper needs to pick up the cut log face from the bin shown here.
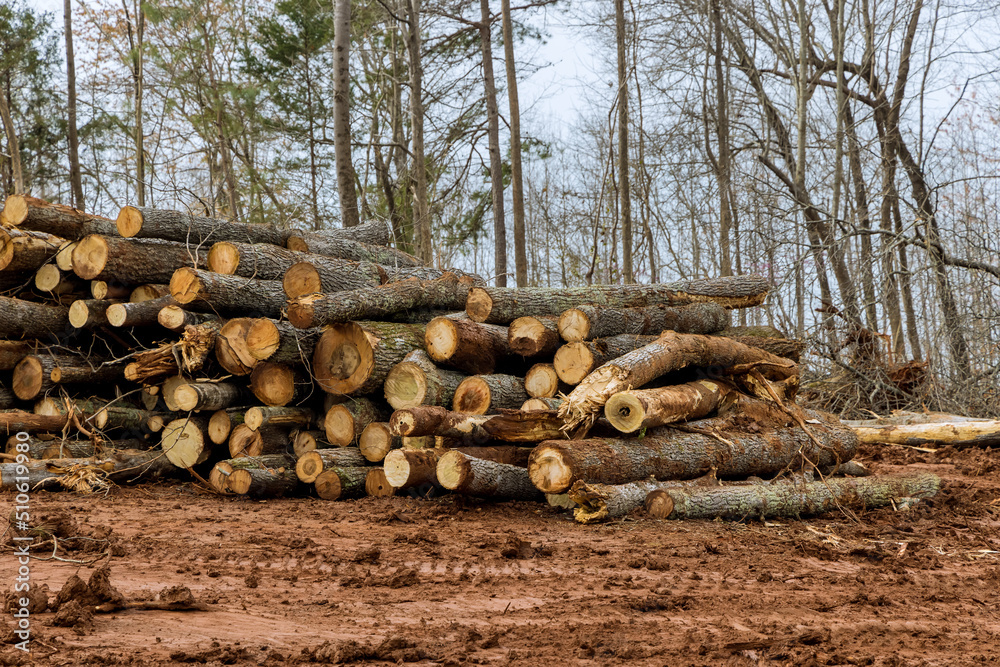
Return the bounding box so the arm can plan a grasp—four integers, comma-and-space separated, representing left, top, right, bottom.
383, 449, 439, 489
314, 466, 369, 500
507, 316, 561, 358
2, 195, 116, 239
553, 335, 657, 386
215, 319, 257, 376
161, 416, 212, 468
107, 295, 178, 328
72, 235, 208, 283
384, 350, 465, 410
170, 267, 286, 318
295, 447, 369, 483
436, 450, 541, 500
524, 364, 561, 398
249, 363, 304, 407
312, 321, 425, 395
522, 397, 563, 412
228, 424, 290, 458
558, 302, 729, 342
208, 409, 244, 445
35, 265, 82, 295
452, 375, 529, 415
68, 299, 117, 329
359, 422, 401, 462
158, 306, 221, 332
364, 468, 396, 497
604, 380, 732, 433
281, 259, 385, 301
424, 317, 511, 375
245, 406, 314, 431
323, 398, 390, 447
292, 430, 330, 458
173, 382, 243, 412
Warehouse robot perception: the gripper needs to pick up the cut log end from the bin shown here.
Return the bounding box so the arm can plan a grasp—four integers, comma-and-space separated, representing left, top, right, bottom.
528, 446, 574, 494
312, 323, 374, 395
359, 422, 396, 462
295, 450, 324, 483
604, 393, 646, 433
130, 284, 165, 303
365, 468, 396, 497
116, 205, 144, 237
282, 262, 323, 300
56, 241, 77, 271
452, 377, 491, 414
382, 450, 411, 488
465, 287, 493, 322
249, 363, 297, 407
172, 384, 200, 412
286, 294, 320, 329
384, 362, 427, 410
68, 301, 92, 329
435, 449, 470, 490
157, 306, 188, 331
209, 461, 234, 494
524, 364, 560, 398
208, 410, 234, 445
324, 404, 356, 447
553, 343, 595, 385
424, 317, 459, 362
71, 235, 110, 280
34, 264, 62, 292
644, 489, 675, 519
12, 356, 44, 401
106, 303, 127, 327
207, 242, 240, 275
557, 308, 589, 342
169, 267, 203, 304
245, 319, 281, 361
2, 194, 29, 225
161, 418, 208, 468
508, 316, 558, 357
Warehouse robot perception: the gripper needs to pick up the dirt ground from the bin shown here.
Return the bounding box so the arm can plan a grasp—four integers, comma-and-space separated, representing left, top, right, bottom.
2, 442, 999, 666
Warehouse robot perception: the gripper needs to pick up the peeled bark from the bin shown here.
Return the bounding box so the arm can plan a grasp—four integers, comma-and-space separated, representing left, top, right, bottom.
228, 424, 290, 458
312, 321, 425, 395
358, 422, 401, 462
287, 274, 472, 329
553, 334, 659, 385
116, 205, 288, 245
384, 350, 465, 410
604, 380, 733, 433
294, 447, 369, 483
524, 363, 562, 398
161, 415, 213, 468
528, 414, 857, 494
389, 405, 564, 443
2, 195, 116, 239
508, 316, 561, 357
467, 276, 770, 324
285, 220, 391, 251
71, 235, 208, 283
436, 450, 541, 500
425, 317, 511, 375
314, 466, 369, 500
0, 448, 175, 490
245, 319, 322, 364
323, 398, 390, 446
107, 295, 179, 328
123, 322, 220, 383
453, 374, 529, 414
170, 268, 286, 318
245, 406, 314, 431
173, 381, 244, 412
0, 297, 69, 339
383, 448, 439, 489
558, 302, 729, 342
850, 421, 1000, 448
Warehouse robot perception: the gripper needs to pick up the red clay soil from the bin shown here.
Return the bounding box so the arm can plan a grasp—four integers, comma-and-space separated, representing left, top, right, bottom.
2, 442, 999, 666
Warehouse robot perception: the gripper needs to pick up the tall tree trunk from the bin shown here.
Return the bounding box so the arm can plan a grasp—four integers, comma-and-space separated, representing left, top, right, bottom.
500, 0, 527, 287
124, 0, 145, 206
0, 85, 22, 195
614, 0, 632, 284
405, 0, 432, 262
306, 58, 321, 230
333, 0, 360, 228
710, 0, 732, 277
65, 0, 85, 209
479, 0, 507, 287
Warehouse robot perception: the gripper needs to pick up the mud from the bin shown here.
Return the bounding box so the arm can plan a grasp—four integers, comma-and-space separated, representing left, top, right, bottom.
2, 441, 999, 665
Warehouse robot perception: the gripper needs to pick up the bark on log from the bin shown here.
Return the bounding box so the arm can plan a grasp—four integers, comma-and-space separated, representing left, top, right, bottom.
161, 415, 213, 468
359, 422, 401, 462
425, 317, 511, 375
160, 375, 190, 412
323, 398, 390, 446
384, 350, 465, 410
849, 421, 1000, 448
507, 315, 561, 358
383, 449, 440, 489
206, 241, 308, 280
0, 411, 72, 435
436, 450, 542, 500
0, 384, 14, 410
523, 397, 562, 411
68, 299, 117, 329
314, 466, 369, 500
106, 295, 178, 327
282, 233, 422, 266
228, 424, 290, 458
2, 195, 116, 239
208, 409, 244, 445
287, 274, 472, 329
249, 362, 308, 407
292, 430, 332, 458
13, 354, 124, 400
448, 445, 533, 467
55, 240, 76, 271
524, 363, 562, 398
35, 438, 146, 460
553, 334, 659, 385
0, 227, 65, 272
72, 235, 209, 283
170, 268, 286, 318
294, 447, 369, 483
173, 381, 244, 412
365, 467, 396, 497
453, 374, 529, 414
528, 414, 858, 494
389, 405, 565, 443
245, 318, 322, 364
116, 205, 289, 245
227, 465, 301, 498
467, 276, 770, 324
245, 406, 314, 431
209, 454, 295, 494
214, 318, 256, 375
723, 336, 805, 363
558, 302, 729, 342
0, 341, 31, 370
0, 297, 69, 339
91, 280, 132, 300
604, 380, 733, 433
565, 476, 732, 523
559, 332, 799, 431
286, 220, 391, 250
0, 448, 175, 490
842, 411, 992, 427
281, 259, 385, 300
158, 306, 221, 333
639, 473, 941, 522
312, 321, 425, 395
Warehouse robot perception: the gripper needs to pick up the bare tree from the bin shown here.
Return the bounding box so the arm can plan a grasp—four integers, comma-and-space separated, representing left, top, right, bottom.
64, 0, 85, 209
501, 0, 528, 287
614, 0, 632, 283
479, 0, 507, 286
333, 0, 360, 228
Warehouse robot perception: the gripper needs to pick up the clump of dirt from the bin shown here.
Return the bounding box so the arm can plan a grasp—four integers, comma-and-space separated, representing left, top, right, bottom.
500, 535, 551, 559
54, 563, 125, 612
3, 583, 49, 614
53, 599, 94, 631
244, 567, 262, 589
350, 546, 381, 564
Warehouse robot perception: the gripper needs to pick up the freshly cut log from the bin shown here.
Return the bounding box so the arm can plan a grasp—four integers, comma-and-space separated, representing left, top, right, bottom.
161, 416, 213, 468
436, 451, 541, 500
71, 235, 209, 282
314, 466, 369, 500
359, 422, 401, 462
34, 398, 160, 434
245, 318, 322, 364
292, 430, 330, 457
91, 280, 132, 300
228, 424, 290, 458
209, 460, 235, 493
640, 473, 941, 522
507, 316, 561, 357
0, 449, 175, 490
116, 205, 288, 245
0, 341, 31, 370
0, 411, 73, 434
450, 445, 533, 467
281, 259, 384, 300
323, 398, 389, 446
0, 228, 65, 272
94, 406, 164, 434
2, 194, 117, 238
295, 447, 369, 483
207, 241, 307, 280
33, 396, 106, 421
365, 468, 396, 497
208, 409, 244, 445
0, 297, 69, 339
524, 364, 562, 398
13, 353, 124, 400
528, 414, 858, 494
37, 439, 146, 460
214, 318, 256, 375
841, 411, 993, 427
107, 295, 178, 327
54, 240, 77, 271
124, 322, 220, 383
158, 306, 221, 332
389, 406, 565, 443
467, 276, 770, 324
553, 334, 657, 385
141, 385, 160, 410
285, 220, 391, 251
160, 375, 189, 412
312, 321, 425, 395
287, 274, 472, 329
849, 421, 1000, 448
245, 406, 314, 431
559, 332, 799, 432
604, 380, 733, 433
558, 302, 729, 342
425, 317, 511, 375
170, 268, 286, 318
566, 477, 726, 523
129, 284, 168, 302
280, 233, 420, 267
453, 374, 529, 414
35, 265, 84, 295
173, 381, 244, 412
68, 299, 117, 329
249, 362, 306, 407
384, 350, 465, 410
383, 449, 439, 489
225, 455, 300, 497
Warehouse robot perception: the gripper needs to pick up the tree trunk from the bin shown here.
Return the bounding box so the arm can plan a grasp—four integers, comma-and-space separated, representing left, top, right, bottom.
604, 380, 732, 433
287, 274, 472, 329
314, 466, 369, 500
228, 424, 290, 458
0, 92, 23, 195
295, 447, 369, 483
436, 450, 541, 500
0, 449, 176, 490
524, 363, 562, 399
478, 0, 507, 287
160, 415, 213, 468
384, 349, 465, 410
312, 321, 425, 395
173, 381, 244, 412
285, 220, 392, 252
359, 422, 401, 462
425, 316, 512, 375
0, 297, 68, 339
332, 0, 360, 228
498, 0, 527, 286
116, 206, 287, 245
72, 235, 209, 283
0, 227, 66, 271
245, 319, 322, 364
554, 334, 661, 386
614, 0, 632, 283
383, 448, 439, 489
466, 275, 770, 324
210, 454, 295, 494
508, 316, 561, 358
249, 362, 307, 407
65, 0, 85, 210
68, 299, 117, 329
170, 267, 286, 318
158, 306, 221, 332
279, 235, 417, 266
323, 398, 390, 447
1, 196, 117, 238
389, 405, 564, 442
453, 374, 529, 414
12, 354, 124, 401
850, 421, 1000, 447
528, 414, 858, 494
106, 295, 178, 327
245, 406, 314, 431
281, 259, 385, 300
558, 302, 728, 342
560, 331, 798, 431
365, 467, 396, 497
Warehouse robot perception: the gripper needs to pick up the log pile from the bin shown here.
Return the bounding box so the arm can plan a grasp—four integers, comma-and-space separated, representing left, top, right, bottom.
0, 194, 947, 524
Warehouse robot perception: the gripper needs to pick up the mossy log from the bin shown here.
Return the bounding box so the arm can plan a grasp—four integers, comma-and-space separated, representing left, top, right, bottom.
557, 302, 729, 342
436, 451, 542, 500
314, 466, 370, 500
312, 321, 425, 395
209, 454, 295, 494
224, 456, 300, 497
323, 398, 390, 446
384, 350, 466, 410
